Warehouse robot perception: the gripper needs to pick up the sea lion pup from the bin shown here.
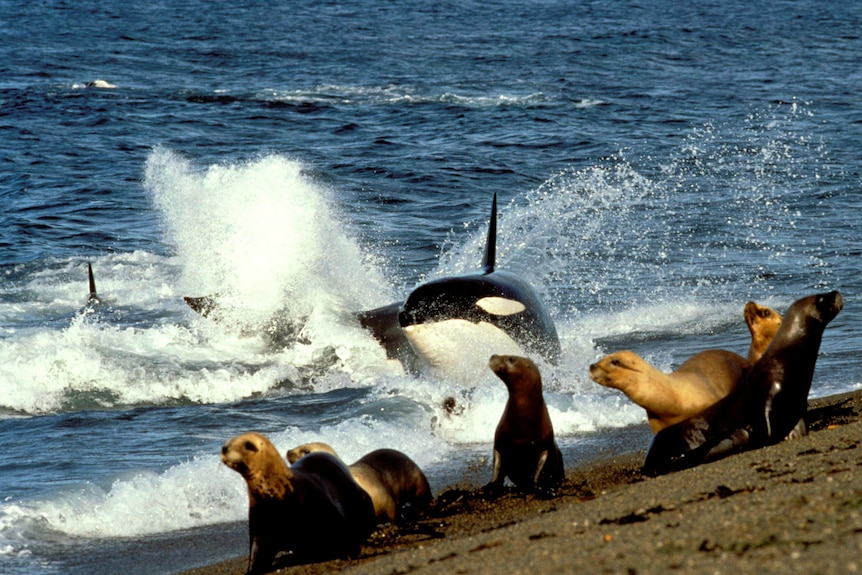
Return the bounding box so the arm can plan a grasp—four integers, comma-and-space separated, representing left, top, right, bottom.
643, 291, 843, 476
487, 354, 564, 492
287, 442, 432, 524
745, 301, 782, 363
589, 349, 750, 433
221, 432, 375, 574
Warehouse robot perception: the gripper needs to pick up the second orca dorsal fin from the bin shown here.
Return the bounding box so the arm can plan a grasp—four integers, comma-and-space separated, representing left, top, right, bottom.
481, 193, 497, 274
87, 262, 100, 305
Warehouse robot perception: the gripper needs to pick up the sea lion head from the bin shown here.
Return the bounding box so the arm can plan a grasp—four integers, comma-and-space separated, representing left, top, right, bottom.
811, 291, 844, 324
222, 432, 293, 500
782, 291, 844, 339
589, 351, 644, 390
286, 442, 338, 465
744, 302, 783, 363
744, 301, 782, 339
489, 354, 542, 393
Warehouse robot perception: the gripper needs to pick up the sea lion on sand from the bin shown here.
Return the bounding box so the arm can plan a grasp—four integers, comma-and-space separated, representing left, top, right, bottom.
643, 291, 843, 476
590, 349, 750, 433
287, 442, 432, 524
745, 301, 782, 363
487, 354, 564, 492
221, 433, 375, 574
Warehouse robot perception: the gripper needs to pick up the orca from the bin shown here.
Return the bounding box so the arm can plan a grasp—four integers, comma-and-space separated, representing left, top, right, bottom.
359, 194, 561, 381
184, 195, 561, 381
87, 262, 100, 305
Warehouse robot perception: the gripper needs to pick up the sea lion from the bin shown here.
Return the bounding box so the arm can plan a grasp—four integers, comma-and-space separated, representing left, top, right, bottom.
745, 301, 782, 363
643, 291, 843, 476
487, 354, 564, 492
286, 441, 336, 463
287, 442, 432, 524
589, 349, 749, 433
221, 432, 375, 574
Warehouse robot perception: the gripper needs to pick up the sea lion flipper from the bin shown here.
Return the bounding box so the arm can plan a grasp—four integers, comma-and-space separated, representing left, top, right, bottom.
489, 448, 503, 485
532, 449, 549, 485
482, 449, 505, 497
703, 427, 751, 462
246, 537, 273, 575
786, 418, 807, 440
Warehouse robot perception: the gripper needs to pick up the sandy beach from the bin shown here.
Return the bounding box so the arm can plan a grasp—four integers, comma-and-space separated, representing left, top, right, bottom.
177, 391, 862, 575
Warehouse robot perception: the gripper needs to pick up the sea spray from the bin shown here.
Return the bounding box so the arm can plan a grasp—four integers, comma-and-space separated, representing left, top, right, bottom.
144, 149, 394, 326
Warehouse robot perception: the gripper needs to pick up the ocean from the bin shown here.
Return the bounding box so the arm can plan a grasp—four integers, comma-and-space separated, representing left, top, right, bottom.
1, 1, 859, 573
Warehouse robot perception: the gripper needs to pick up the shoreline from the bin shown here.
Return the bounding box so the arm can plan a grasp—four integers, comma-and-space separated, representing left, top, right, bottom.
177, 390, 862, 575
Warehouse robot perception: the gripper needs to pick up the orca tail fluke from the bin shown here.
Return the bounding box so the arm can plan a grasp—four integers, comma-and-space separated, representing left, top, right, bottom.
87, 262, 100, 305
481, 193, 497, 274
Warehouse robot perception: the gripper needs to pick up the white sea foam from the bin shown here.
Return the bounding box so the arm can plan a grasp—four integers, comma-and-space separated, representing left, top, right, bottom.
145, 149, 392, 319
0, 418, 450, 548
0, 144, 803, 416
261, 83, 555, 109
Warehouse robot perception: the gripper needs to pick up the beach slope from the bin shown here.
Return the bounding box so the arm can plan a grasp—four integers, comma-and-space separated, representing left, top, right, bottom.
178, 391, 862, 575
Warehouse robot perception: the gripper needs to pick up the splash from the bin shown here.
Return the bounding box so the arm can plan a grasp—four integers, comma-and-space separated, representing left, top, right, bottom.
0, 419, 448, 548
435, 102, 837, 322
259, 83, 563, 109
144, 149, 393, 328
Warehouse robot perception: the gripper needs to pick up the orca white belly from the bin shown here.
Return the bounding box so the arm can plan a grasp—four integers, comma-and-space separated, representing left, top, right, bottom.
402, 319, 525, 384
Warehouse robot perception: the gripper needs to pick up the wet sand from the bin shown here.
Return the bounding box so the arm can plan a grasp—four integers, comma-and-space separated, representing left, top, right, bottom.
177, 391, 862, 575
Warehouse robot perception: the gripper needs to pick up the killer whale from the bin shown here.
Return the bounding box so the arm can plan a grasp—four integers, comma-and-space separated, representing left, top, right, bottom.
359, 194, 560, 380
87, 262, 100, 305
183, 194, 561, 380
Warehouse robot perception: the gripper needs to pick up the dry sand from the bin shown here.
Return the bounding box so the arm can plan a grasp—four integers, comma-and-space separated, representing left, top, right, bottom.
177, 391, 862, 575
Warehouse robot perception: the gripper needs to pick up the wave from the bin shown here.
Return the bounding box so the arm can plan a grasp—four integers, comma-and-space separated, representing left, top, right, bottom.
0, 105, 835, 415
0, 104, 854, 569
174, 83, 606, 110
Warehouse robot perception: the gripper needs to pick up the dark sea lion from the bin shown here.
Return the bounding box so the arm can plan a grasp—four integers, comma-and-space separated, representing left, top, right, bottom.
744, 301, 782, 363
643, 291, 843, 476
487, 354, 564, 492
589, 349, 749, 433
221, 432, 375, 574
287, 442, 432, 524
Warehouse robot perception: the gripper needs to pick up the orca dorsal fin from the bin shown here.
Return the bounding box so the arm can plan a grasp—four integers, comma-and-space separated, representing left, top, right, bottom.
87, 262, 100, 305
481, 194, 497, 274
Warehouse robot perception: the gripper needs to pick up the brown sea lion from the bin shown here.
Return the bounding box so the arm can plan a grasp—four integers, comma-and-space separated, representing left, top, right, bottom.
590, 349, 749, 433
287, 442, 432, 524
286, 441, 337, 463
221, 432, 375, 574
487, 354, 564, 492
745, 301, 782, 363
643, 291, 843, 476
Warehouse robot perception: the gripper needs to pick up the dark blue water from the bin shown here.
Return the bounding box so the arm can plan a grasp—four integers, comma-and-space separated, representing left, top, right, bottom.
1, 1, 860, 573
